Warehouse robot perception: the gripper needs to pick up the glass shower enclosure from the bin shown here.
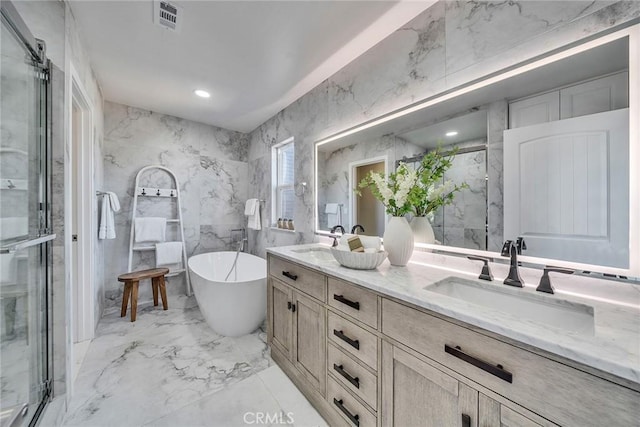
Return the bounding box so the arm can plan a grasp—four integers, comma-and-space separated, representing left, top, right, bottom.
0, 2, 54, 426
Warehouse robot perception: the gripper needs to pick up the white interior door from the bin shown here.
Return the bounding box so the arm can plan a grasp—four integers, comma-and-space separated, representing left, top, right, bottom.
504, 108, 629, 268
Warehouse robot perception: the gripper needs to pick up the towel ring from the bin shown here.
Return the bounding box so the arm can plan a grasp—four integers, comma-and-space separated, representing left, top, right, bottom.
295, 181, 307, 197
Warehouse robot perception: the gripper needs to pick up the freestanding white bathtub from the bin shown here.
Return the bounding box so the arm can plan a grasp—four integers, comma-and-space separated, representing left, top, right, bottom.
188, 251, 267, 337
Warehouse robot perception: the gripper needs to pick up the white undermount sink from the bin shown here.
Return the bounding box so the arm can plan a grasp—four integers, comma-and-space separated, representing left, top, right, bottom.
290, 246, 334, 261
424, 277, 595, 335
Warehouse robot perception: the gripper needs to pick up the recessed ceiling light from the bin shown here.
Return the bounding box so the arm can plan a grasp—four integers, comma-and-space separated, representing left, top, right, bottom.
445, 131, 458, 137
194, 89, 210, 98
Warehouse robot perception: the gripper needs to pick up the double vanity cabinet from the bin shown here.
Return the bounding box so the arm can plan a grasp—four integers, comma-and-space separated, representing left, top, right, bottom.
266, 248, 640, 427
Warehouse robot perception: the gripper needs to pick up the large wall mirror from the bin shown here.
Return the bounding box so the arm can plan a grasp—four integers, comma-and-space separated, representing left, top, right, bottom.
315, 24, 639, 276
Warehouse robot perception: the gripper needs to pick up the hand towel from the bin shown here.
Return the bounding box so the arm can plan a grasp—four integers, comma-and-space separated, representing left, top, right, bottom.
325, 203, 342, 228
134, 217, 166, 243
98, 193, 121, 240
246, 199, 261, 230
107, 191, 120, 213
244, 199, 258, 215
324, 203, 339, 214
155, 241, 183, 267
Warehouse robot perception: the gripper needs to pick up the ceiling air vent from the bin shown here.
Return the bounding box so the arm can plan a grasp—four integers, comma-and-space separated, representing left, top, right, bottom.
153, 0, 183, 33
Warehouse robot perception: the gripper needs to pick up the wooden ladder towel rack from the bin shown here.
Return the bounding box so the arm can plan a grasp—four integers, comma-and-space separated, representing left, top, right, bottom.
127, 165, 191, 296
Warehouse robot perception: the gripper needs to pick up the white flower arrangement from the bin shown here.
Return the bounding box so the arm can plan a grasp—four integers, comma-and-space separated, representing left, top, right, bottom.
358, 145, 467, 219
357, 163, 417, 216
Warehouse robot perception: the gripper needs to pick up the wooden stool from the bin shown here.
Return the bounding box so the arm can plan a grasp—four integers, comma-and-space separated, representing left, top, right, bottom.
118, 268, 170, 322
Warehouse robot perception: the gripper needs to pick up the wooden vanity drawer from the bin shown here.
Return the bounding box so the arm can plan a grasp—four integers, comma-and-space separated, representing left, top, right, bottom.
328, 376, 376, 427
328, 312, 378, 371
269, 256, 326, 302
328, 277, 378, 329
328, 343, 377, 411
381, 298, 640, 427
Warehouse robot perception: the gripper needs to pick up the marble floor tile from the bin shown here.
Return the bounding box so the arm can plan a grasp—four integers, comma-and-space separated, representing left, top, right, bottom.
258, 366, 329, 427
143, 374, 282, 427
62, 297, 325, 427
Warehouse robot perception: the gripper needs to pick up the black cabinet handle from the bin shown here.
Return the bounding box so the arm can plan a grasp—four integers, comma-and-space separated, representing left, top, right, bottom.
462, 413, 471, 427
333, 364, 360, 389
333, 294, 360, 310
291, 303, 296, 313
287, 301, 292, 311
445, 344, 512, 383
333, 398, 359, 427
282, 271, 298, 281
333, 329, 360, 350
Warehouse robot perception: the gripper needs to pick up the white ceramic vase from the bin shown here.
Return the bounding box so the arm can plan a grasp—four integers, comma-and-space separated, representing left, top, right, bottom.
410, 216, 436, 244
383, 216, 414, 266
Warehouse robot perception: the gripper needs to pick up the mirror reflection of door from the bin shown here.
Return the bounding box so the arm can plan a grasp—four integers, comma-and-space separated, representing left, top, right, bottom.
355, 162, 385, 236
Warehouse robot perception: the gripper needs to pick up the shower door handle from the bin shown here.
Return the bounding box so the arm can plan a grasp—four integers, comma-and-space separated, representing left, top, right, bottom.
0, 233, 56, 253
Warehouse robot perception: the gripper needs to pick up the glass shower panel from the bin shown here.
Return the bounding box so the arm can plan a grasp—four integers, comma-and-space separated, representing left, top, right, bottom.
0, 6, 51, 427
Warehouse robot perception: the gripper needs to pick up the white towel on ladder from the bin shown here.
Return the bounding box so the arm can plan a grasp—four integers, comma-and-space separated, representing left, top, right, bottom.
134, 217, 166, 243
99, 192, 121, 239
156, 242, 183, 269
245, 199, 261, 230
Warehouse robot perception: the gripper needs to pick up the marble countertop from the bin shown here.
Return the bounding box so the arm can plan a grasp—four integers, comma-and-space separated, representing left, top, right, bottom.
266, 243, 640, 385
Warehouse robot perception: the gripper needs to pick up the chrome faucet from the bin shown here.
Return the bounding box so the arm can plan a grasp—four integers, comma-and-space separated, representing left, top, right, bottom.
351, 224, 365, 234
501, 240, 524, 287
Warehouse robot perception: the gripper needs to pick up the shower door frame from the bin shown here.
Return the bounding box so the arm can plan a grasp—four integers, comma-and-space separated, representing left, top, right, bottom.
0, 1, 54, 425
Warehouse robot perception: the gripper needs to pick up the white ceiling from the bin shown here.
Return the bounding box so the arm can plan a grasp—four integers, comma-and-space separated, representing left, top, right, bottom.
70, 1, 435, 133
400, 110, 488, 149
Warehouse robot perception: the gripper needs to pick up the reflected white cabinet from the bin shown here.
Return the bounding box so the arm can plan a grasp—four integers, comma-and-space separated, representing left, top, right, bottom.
559, 72, 628, 119
504, 108, 629, 267
509, 71, 628, 128
509, 91, 559, 128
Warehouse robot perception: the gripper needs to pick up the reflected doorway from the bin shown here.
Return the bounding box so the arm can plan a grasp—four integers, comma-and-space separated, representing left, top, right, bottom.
350, 157, 387, 237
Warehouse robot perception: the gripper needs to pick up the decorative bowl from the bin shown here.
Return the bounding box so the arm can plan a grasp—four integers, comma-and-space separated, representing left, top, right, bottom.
330, 247, 388, 270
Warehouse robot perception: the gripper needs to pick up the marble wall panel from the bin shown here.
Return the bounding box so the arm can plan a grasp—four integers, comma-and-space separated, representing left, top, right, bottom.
444, 1, 615, 76
444, 1, 639, 89
103, 102, 250, 311
327, 2, 447, 135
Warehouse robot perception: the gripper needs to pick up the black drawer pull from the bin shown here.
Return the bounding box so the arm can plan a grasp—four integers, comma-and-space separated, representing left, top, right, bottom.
333, 398, 359, 427
282, 271, 298, 281
334, 363, 360, 389
333, 294, 360, 310
462, 413, 471, 427
333, 329, 360, 350
445, 344, 512, 383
